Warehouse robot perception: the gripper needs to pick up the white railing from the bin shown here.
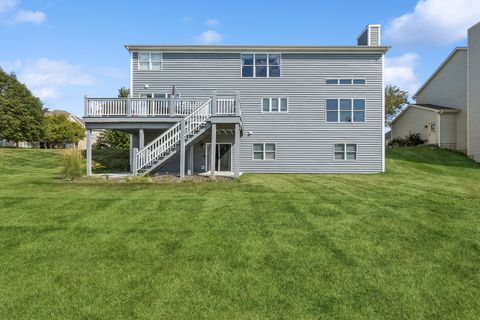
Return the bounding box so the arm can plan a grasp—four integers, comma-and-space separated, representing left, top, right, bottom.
85, 95, 240, 117
215, 98, 236, 115
135, 99, 212, 173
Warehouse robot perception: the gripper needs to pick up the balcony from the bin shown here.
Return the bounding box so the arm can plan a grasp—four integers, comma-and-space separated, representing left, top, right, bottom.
84, 95, 240, 118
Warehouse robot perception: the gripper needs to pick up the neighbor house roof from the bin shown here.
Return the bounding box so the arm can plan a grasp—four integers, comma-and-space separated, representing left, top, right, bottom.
390, 104, 459, 125
46, 110, 85, 127
413, 47, 467, 99
124, 45, 390, 53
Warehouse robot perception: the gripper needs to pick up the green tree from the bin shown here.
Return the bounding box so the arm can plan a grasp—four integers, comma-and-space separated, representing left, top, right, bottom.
385, 85, 409, 126
0, 68, 45, 146
44, 113, 85, 148
93, 87, 131, 149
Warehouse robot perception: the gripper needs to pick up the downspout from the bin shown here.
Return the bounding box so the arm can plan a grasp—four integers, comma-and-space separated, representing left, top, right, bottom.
437, 111, 444, 147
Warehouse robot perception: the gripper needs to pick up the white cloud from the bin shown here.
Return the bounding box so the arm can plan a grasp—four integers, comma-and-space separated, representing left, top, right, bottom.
206, 18, 219, 26
385, 52, 420, 95
0, 0, 18, 13
196, 30, 222, 44
384, 0, 480, 46
13, 10, 45, 24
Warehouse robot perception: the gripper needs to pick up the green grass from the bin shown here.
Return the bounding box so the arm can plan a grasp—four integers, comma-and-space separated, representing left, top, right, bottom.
0, 146, 479, 319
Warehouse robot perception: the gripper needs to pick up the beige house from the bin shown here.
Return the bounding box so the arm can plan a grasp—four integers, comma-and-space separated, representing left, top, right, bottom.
391, 21, 480, 161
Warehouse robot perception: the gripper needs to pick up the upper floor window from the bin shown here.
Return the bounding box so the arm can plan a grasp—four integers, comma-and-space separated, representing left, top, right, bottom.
326, 99, 365, 123
138, 52, 162, 71
242, 53, 281, 78
262, 98, 288, 112
326, 78, 366, 85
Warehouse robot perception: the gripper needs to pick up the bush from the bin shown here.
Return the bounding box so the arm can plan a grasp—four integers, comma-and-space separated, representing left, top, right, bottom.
389, 132, 425, 148
61, 149, 84, 179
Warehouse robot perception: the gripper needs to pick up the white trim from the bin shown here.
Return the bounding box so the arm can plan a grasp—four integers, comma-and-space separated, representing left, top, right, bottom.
260, 97, 289, 113
241, 53, 282, 78
325, 98, 366, 123
252, 143, 277, 161
467, 31, 471, 155
333, 143, 358, 161
381, 54, 385, 172
413, 47, 467, 99
436, 113, 442, 146
130, 51, 133, 96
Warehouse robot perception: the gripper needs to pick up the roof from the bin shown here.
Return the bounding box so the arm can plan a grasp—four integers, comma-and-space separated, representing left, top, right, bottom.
46, 109, 85, 126
413, 47, 467, 98
124, 44, 390, 54
390, 104, 459, 126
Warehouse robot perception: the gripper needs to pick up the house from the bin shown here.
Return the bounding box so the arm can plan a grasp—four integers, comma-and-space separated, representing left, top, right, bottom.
390, 22, 480, 160
83, 24, 388, 177
46, 110, 99, 149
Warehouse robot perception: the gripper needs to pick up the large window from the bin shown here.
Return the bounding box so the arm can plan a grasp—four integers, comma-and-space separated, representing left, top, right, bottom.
253, 143, 276, 160
334, 144, 357, 160
242, 53, 281, 78
326, 78, 366, 85
138, 52, 162, 71
326, 99, 365, 123
262, 98, 288, 112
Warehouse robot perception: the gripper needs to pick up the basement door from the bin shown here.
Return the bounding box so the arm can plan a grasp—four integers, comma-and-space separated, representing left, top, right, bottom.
205, 143, 232, 172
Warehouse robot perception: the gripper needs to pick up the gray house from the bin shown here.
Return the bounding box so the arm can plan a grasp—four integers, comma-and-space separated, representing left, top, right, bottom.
83, 24, 388, 177
391, 21, 480, 161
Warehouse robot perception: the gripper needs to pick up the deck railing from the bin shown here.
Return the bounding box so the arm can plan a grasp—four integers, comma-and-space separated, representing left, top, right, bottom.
84, 94, 240, 117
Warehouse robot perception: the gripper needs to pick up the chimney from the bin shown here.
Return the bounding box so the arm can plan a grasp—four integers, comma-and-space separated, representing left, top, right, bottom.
357, 24, 381, 46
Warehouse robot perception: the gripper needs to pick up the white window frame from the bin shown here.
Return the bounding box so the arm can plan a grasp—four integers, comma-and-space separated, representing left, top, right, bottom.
241, 53, 282, 78
333, 143, 358, 161
137, 52, 163, 71
252, 143, 277, 160
325, 98, 366, 123
139, 93, 168, 98
325, 78, 367, 85
261, 97, 288, 113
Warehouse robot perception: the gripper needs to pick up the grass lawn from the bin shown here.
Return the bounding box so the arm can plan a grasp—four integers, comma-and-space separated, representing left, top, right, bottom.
0, 146, 479, 319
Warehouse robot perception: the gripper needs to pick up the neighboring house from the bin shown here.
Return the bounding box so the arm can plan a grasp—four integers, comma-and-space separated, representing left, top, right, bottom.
46, 110, 99, 149
83, 24, 388, 177
391, 21, 480, 160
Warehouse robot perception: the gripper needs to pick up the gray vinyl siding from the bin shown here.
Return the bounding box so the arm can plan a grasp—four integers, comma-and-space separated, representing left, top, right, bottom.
468, 23, 480, 162
131, 51, 384, 173
369, 26, 380, 46
415, 50, 468, 152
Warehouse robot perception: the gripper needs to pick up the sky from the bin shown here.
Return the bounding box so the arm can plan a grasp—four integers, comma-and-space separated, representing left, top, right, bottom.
1, 0, 480, 116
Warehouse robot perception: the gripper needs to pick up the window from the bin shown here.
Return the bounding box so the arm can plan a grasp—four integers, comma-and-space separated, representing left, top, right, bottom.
334, 144, 357, 160
326, 78, 366, 85
242, 53, 281, 78
326, 99, 365, 123
139, 93, 167, 98
253, 143, 276, 160
262, 98, 288, 112
138, 52, 162, 71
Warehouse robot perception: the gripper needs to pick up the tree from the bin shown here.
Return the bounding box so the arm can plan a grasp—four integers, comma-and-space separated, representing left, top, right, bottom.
385, 85, 409, 126
44, 113, 85, 148
0, 68, 45, 146
93, 87, 131, 149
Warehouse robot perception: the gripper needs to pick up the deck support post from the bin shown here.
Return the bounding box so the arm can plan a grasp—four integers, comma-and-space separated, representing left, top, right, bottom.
188, 145, 194, 176
212, 91, 217, 115
180, 121, 186, 179
234, 123, 240, 178
169, 95, 175, 116
132, 148, 138, 176
129, 134, 133, 172
210, 123, 216, 178
235, 91, 241, 116
86, 129, 92, 176
139, 129, 144, 149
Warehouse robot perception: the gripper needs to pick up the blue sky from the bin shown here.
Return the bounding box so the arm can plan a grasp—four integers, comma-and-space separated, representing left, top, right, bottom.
1, 0, 480, 115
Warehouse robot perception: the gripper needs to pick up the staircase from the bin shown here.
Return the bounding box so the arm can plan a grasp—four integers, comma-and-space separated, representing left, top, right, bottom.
134, 98, 212, 176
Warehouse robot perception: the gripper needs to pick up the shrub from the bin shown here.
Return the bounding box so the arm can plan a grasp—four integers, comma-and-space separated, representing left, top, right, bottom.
61, 149, 84, 179
389, 132, 425, 148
